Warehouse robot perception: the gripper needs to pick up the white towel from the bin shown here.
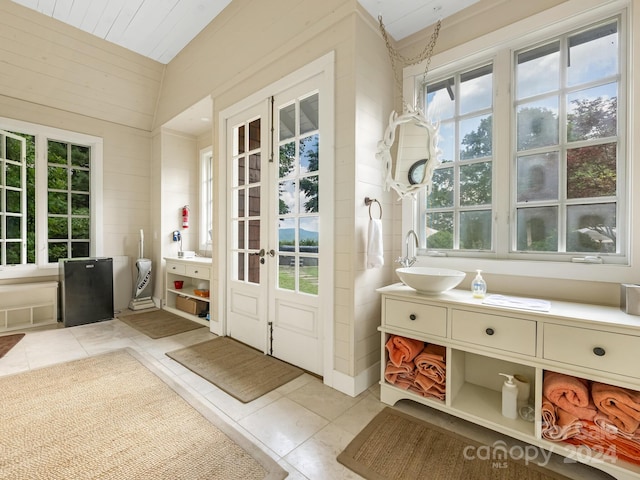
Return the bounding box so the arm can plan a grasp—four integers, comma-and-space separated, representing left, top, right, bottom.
482, 294, 551, 312
367, 218, 384, 268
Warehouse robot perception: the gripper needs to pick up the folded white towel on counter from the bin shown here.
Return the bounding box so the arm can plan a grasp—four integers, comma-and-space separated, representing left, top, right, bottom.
482, 294, 551, 312
367, 218, 384, 268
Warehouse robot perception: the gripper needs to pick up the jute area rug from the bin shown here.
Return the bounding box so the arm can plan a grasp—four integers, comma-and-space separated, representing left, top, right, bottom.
118, 309, 205, 338
0, 349, 287, 480
167, 337, 304, 403
338, 407, 575, 480
0, 333, 25, 358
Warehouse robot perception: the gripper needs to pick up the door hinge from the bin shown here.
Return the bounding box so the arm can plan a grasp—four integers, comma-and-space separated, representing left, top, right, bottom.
268, 321, 274, 356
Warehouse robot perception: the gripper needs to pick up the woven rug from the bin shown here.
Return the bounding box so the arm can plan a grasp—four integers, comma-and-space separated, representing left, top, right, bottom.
0, 349, 287, 480
338, 407, 576, 480
167, 337, 304, 403
118, 309, 205, 338
0, 333, 25, 358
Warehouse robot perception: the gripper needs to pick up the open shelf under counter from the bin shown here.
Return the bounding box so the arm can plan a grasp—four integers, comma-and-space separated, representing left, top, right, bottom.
164, 256, 212, 329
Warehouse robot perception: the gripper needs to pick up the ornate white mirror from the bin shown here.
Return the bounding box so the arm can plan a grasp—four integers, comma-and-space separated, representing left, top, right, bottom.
377, 108, 441, 198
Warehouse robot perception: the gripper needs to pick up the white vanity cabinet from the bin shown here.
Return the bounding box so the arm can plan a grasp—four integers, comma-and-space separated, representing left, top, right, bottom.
378, 285, 640, 480
164, 257, 211, 327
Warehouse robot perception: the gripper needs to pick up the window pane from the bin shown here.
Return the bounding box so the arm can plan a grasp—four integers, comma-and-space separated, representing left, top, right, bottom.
48, 217, 68, 239
300, 94, 318, 134
6, 242, 21, 265
48, 141, 67, 164
517, 152, 559, 202
300, 135, 318, 173
426, 78, 455, 119
516, 42, 560, 98
567, 84, 617, 141
568, 22, 618, 87
72, 193, 89, 215
567, 143, 616, 199
566, 203, 616, 253
438, 122, 454, 163
6, 190, 21, 213
460, 114, 492, 160
517, 98, 559, 151
5, 164, 22, 187
5, 137, 23, 162
516, 207, 558, 251
49, 192, 68, 215
48, 166, 67, 189
71, 169, 89, 192
427, 167, 454, 208
72, 217, 89, 239
426, 212, 453, 249
71, 145, 90, 168
6, 216, 21, 238
48, 243, 67, 263
460, 162, 492, 206
460, 65, 493, 115
460, 210, 492, 250
72, 242, 89, 258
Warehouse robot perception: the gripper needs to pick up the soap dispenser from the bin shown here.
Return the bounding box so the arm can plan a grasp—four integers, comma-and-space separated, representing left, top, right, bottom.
472, 269, 487, 298
499, 373, 518, 419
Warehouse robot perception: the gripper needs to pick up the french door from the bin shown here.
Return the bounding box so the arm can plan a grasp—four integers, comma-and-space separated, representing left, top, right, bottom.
225, 73, 329, 376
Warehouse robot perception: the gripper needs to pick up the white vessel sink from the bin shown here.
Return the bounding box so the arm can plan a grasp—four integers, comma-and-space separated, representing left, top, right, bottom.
396, 267, 466, 294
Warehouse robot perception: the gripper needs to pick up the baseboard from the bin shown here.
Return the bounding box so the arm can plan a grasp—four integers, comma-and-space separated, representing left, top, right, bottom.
329, 361, 380, 397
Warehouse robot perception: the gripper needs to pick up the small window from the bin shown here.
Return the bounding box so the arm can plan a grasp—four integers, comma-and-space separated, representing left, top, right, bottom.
200, 149, 213, 253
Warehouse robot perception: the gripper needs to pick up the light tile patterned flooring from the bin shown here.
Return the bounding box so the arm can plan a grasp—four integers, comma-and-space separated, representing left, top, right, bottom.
0, 315, 615, 480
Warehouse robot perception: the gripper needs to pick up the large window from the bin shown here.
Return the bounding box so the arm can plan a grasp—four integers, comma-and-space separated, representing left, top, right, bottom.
421, 14, 625, 265
0, 119, 102, 275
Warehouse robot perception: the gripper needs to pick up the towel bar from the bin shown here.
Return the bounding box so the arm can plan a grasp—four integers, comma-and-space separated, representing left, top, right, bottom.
364, 197, 382, 220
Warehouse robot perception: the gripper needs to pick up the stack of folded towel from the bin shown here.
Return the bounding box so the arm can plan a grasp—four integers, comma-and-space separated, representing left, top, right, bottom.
384, 335, 446, 400
542, 371, 640, 465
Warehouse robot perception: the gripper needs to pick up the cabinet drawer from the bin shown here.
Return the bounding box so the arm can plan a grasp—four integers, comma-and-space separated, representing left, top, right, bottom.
384, 298, 447, 337
544, 323, 640, 378
166, 262, 186, 275
186, 265, 210, 280
451, 309, 536, 356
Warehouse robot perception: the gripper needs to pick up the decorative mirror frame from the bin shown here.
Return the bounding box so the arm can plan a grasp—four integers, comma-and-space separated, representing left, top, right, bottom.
377, 108, 441, 198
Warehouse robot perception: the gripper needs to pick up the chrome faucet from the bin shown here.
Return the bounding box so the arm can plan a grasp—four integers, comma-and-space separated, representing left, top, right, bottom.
396, 230, 419, 268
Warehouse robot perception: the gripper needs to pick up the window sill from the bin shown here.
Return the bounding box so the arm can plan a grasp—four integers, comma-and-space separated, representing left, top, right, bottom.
0, 264, 59, 281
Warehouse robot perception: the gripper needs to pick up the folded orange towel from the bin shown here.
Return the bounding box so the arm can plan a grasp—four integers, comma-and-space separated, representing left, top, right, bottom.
384, 360, 416, 390
594, 413, 640, 440
414, 344, 446, 384
413, 372, 445, 400
543, 371, 597, 421
566, 420, 640, 466
592, 382, 640, 435
541, 396, 582, 441
385, 335, 424, 367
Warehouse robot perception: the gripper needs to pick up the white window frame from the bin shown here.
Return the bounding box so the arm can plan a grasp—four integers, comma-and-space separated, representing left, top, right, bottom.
199, 147, 213, 253
0, 117, 103, 280
402, 0, 635, 284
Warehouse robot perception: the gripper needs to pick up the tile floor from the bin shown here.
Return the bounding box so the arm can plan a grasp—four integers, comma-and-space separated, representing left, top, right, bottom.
0, 315, 617, 480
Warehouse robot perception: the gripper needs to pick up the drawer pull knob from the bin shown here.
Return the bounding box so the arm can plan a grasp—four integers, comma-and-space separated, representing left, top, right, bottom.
593, 347, 606, 357
194, 270, 198, 274
485, 328, 495, 336
409, 314, 417, 321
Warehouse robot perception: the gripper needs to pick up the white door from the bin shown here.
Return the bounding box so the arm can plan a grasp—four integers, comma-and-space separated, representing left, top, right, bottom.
225, 73, 330, 376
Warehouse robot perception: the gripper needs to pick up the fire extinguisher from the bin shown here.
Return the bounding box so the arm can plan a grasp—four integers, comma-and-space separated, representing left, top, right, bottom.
182, 205, 189, 229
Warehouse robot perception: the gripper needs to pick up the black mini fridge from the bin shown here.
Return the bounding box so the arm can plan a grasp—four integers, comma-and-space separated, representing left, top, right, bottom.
60, 257, 114, 327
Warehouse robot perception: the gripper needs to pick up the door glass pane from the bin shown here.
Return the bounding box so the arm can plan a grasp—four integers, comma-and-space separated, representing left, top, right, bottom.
5, 164, 21, 188
235, 189, 245, 217
516, 207, 558, 251
237, 125, 245, 154
299, 217, 319, 254
299, 135, 318, 173
278, 256, 295, 291
6, 190, 21, 213
279, 142, 295, 178
279, 104, 295, 140
300, 175, 318, 213
279, 217, 295, 252
248, 219, 260, 250
567, 203, 616, 253
248, 186, 260, 216
517, 153, 559, 202
235, 156, 245, 186
300, 93, 318, 134
248, 154, 261, 183
249, 119, 260, 150
299, 259, 318, 295
459, 210, 492, 250
236, 220, 245, 249
279, 180, 295, 215
5, 136, 23, 162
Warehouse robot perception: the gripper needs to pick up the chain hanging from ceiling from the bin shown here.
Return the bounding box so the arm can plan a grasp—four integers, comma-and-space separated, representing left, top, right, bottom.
378, 16, 441, 110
